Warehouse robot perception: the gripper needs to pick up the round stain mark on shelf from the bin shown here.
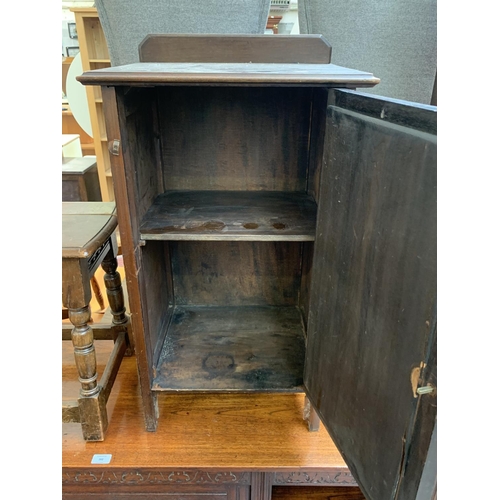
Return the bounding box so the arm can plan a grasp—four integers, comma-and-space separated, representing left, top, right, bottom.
243, 222, 259, 229
202, 353, 235, 376
201, 220, 225, 230
273, 222, 286, 230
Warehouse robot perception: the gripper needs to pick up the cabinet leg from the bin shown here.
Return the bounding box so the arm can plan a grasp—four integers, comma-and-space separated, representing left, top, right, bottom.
69, 306, 108, 441
102, 250, 133, 355
143, 392, 159, 432
303, 395, 320, 432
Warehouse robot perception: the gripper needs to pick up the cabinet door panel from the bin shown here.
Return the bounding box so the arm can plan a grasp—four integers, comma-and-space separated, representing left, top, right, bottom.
305, 90, 436, 500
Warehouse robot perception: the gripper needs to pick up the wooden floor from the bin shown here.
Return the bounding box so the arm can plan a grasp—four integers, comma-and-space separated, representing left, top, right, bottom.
62, 260, 365, 499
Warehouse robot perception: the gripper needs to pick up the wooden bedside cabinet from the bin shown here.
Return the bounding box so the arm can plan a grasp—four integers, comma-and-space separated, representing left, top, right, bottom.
78, 35, 436, 500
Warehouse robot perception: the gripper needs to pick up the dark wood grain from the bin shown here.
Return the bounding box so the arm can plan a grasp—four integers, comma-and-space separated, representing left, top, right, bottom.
62, 202, 116, 259
77, 62, 380, 87
330, 88, 437, 135
152, 306, 305, 392
139, 240, 174, 369
158, 87, 312, 192
170, 241, 302, 307
304, 99, 436, 500
119, 86, 164, 226
139, 191, 317, 241
139, 34, 332, 64
306, 88, 328, 202
62, 156, 101, 202
272, 486, 366, 500
298, 241, 314, 331
251, 473, 273, 500
101, 85, 159, 430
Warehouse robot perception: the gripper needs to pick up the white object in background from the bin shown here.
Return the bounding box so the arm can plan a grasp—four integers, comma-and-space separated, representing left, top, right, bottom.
62, 134, 83, 158
66, 52, 93, 137
278, 22, 294, 34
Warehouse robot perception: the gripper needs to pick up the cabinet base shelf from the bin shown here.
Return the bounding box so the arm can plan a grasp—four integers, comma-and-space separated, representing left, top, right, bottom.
152, 305, 306, 392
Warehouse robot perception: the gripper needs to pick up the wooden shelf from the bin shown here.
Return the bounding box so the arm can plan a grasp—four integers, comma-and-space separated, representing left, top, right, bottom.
152, 305, 305, 392
139, 190, 317, 241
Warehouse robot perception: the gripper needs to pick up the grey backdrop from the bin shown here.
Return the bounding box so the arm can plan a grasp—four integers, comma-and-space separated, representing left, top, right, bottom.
298, 0, 437, 104
95, 0, 272, 66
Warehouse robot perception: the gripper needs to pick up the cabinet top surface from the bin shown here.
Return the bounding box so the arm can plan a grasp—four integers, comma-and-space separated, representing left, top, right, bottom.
78, 62, 380, 87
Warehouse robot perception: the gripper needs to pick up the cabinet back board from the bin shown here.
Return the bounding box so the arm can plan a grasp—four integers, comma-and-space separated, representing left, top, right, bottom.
158, 86, 313, 192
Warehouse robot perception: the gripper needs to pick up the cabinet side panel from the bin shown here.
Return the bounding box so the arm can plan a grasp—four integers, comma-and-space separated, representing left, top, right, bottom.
120, 87, 164, 228
102, 85, 162, 428
305, 106, 436, 500
140, 241, 175, 368
171, 241, 301, 306
158, 87, 312, 191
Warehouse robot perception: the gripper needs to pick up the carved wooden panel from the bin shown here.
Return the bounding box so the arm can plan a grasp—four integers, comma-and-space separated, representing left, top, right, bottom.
273, 471, 357, 486
63, 469, 251, 485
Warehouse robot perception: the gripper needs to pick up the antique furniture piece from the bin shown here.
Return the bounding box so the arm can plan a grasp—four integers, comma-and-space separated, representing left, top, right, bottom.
79, 35, 437, 499
62, 202, 130, 441
62, 156, 102, 202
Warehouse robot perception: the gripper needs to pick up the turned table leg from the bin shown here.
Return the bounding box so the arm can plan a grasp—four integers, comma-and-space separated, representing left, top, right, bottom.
102, 249, 132, 354
69, 305, 108, 441
90, 276, 106, 312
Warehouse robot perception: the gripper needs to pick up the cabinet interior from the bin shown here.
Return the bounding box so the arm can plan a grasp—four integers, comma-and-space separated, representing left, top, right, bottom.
120, 85, 327, 392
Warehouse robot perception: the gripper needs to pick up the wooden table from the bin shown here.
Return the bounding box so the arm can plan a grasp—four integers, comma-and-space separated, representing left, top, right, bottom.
62, 202, 130, 441
63, 340, 365, 500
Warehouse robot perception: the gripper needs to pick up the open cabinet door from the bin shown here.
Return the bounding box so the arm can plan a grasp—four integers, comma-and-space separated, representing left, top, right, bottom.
304, 89, 437, 500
